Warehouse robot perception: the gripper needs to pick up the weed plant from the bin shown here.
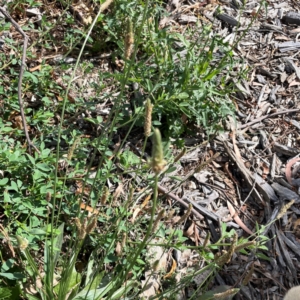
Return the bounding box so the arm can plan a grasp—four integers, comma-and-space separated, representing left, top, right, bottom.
0, 0, 267, 299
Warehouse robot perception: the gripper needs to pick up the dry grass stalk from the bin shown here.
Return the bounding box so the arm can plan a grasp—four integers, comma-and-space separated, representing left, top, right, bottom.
166, 209, 175, 221
121, 232, 127, 248
75, 217, 86, 240
144, 99, 153, 137
152, 209, 165, 233
141, 194, 152, 209
86, 217, 97, 234
74, 216, 96, 240
214, 288, 239, 299
225, 232, 238, 263
128, 186, 134, 203
100, 186, 109, 205
100, 0, 114, 13
112, 184, 123, 205
235, 241, 256, 252
215, 250, 228, 267
16, 235, 29, 251
203, 232, 211, 248
124, 18, 134, 60
174, 147, 186, 163
151, 128, 167, 174
67, 136, 81, 160
277, 200, 295, 220
242, 262, 254, 285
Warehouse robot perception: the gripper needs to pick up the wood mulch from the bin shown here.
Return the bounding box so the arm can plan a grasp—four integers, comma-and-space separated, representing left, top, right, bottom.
161, 0, 300, 299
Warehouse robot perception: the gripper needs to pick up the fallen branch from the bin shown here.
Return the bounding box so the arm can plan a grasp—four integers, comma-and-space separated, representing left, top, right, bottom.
238, 108, 300, 129
0, 7, 39, 154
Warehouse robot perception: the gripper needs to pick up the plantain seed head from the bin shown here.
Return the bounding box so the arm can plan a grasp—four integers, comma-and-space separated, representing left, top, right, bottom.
151, 128, 167, 174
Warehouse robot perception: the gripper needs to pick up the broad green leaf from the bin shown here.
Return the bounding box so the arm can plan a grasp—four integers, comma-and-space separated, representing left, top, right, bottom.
0, 178, 8, 186
10, 181, 18, 192
36, 163, 51, 172
177, 92, 189, 99
3, 192, 11, 203
28, 229, 47, 235
0, 272, 25, 280
1, 258, 15, 272
0, 286, 20, 300
152, 120, 161, 125
165, 166, 176, 173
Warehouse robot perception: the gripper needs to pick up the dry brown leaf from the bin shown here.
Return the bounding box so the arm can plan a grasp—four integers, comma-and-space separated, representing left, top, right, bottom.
252, 82, 264, 86
131, 194, 152, 223
227, 201, 253, 235
147, 242, 168, 271
274, 35, 291, 41
290, 28, 300, 34
292, 218, 300, 238
80, 203, 99, 215
181, 113, 188, 124
29, 64, 41, 72
56, 95, 64, 101
293, 218, 300, 228
75, 181, 91, 196
211, 160, 222, 168
141, 194, 152, 209
163, 258, 177, 279
131, 207, 141, 223
289, 79, 300, 87
115, 241, 122, 256
194, 223, 200, 246
171, 215, 181, 225
9, 111, 28, 130
261, 162, 269, 179
112, 183, 124, 203
184, 222, 195, 241
140, 271, 160, 299
13, 115, 24, 130
108, 135, 121, 160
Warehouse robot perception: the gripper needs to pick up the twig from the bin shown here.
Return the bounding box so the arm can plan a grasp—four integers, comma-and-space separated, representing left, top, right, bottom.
0, 7, 39, 154
157, 153, 221, 221
227, 201, 253, 235
157, 185, 220, 222
238, 108, 300, 129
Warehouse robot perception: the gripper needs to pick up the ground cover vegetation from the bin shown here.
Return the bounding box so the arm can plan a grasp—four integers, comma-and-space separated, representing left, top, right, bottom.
0, 0, 273, 299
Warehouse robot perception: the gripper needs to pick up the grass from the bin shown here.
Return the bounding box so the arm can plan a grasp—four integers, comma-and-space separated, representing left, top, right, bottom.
0, 0, 271, 299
